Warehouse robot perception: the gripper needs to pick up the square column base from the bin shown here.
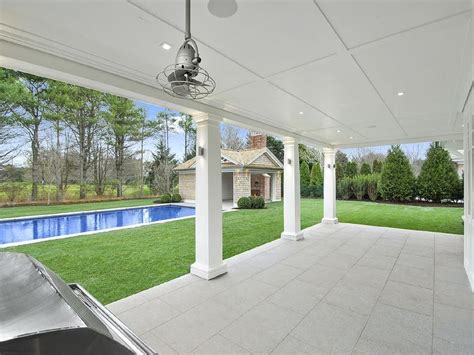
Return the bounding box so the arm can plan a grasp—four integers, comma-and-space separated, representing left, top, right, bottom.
322, 217, 339, 224
191, 262, 227, 280
281, 231, 304, 241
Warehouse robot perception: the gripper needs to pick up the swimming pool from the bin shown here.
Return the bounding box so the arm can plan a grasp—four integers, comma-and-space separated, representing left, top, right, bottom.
0, 205, 195, 246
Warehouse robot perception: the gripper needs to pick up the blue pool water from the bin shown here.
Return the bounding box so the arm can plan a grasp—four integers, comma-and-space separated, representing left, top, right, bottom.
0, 205, 195, 245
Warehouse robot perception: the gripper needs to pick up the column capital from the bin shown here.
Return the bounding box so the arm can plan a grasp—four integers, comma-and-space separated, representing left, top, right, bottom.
193, 112, 222, 124
282, 137, 298, 145
323, 147, 337, 155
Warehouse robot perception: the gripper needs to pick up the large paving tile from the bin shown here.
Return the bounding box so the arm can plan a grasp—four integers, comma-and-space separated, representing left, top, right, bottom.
435, 253, 465, 269
402, 244, 434, 258
290, 301, 367, 353
280, 250, 320, 269
212, 277, 277, 315
268, 279, 323, 315
139, 274, 200, 301
244, 249, 287, 269
379, 281, 433, 316
361, 304, 432, 352
192, 334, 250, 354
433, 303, 474, 348
434, 280, 474, 310
396, 253, 433, 271
140, 331, 178, 355
368, 243, 403, 258
297, 264, 346, 298
317, 252, 359, 271
353, 336, 431, 355
106, 292, 149, 314
435, 265, 471, 286
253, 263, 303, 288
342, 265, 390, 290
335, 243, 370, 258
357, 253, 397, 271
154, 299, 241, 353
117, 298, 180, 335
433, 336, 473, 355
272, 335, 321, 354
324, 279, 381, 316
160, 278, 227, 313
389, 263, 434, 289
220, 301, 303, 354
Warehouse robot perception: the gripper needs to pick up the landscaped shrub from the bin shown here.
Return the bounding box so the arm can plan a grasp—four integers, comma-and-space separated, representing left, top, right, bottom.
380, 145, 415, 201
338, 177, 354, 200
367, 174, 380, 201
301, 185, 323, 198
171, 193, 182, 202
452, 174, 464, 201
336, 162, 345, 182
310, 162, 323, 187
372, 159, 383, 173
360, 163, 371, 175
353, 175, 368, 200
417, 143, 460, 203
345, 162, 358, 177
250, 195, 265, 209
237, 197, 252, 209
160, 193, 172, 203
300, 161, 310, 189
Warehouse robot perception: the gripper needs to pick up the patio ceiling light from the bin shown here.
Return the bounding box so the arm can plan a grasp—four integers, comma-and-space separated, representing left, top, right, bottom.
160, 42, 172, 50
397, 92, 405, 96
156, 0, 216, 100
299, 111, 304, 115
337, 130, 341, 133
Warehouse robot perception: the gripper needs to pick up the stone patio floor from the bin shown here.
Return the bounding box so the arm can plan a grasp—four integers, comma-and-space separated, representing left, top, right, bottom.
107, 223, 473, 354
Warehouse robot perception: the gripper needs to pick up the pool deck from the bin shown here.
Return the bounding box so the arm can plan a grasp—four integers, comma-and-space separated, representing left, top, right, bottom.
107, 223, 473, 354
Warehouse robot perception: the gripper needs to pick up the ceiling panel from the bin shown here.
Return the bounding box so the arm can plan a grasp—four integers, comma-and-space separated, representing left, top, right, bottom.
1, 0, 257, 93
129, 0, 341, 77
318, 0, 470, 48
304, 126, 364, 145
208, 81, 339, 133
354, 13, 470, 129
270, 54, 395, 126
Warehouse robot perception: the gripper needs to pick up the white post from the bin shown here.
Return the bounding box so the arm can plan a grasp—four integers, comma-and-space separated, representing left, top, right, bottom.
190, 113, 227, 280
322, 147, 338, 224
281, 138, 303, 241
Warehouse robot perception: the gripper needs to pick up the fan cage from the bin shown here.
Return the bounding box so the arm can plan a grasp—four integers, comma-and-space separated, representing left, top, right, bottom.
156, 64, 216, 100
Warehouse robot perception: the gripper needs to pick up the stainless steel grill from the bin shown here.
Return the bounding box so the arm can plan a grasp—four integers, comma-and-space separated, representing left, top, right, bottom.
0, 252, 157, 355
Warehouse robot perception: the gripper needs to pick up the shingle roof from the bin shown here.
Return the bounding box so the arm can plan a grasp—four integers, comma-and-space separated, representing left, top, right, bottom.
174, 147, 283, 171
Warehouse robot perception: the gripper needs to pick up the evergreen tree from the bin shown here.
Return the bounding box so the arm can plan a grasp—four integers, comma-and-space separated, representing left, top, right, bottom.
360, 162, 371, 175
266, 136, 284, 162
417, 143, 460, 202
310, 162, 323, 187
300, 161, 310, 189
380, 145, 415, 201
372, 159, 383, 173
345, 161, 358, 177
149, 138, 177, 194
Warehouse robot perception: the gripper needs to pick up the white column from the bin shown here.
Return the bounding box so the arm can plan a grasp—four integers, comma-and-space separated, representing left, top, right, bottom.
190, 113, 227, 280
463, 95, 474, 291
281, 138, 303, 241
322, 147, 338, 224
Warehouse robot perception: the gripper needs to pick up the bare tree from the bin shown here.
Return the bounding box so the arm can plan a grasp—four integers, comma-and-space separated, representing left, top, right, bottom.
221, 124, 245, 150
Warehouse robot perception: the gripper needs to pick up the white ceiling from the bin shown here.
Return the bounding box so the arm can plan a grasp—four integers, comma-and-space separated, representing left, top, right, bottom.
0, 0, 471, 148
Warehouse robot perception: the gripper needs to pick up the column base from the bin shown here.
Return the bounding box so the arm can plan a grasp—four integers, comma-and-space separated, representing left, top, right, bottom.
191, 262, 227, 280
281, 231, 304, 241
321, 217, 339, 224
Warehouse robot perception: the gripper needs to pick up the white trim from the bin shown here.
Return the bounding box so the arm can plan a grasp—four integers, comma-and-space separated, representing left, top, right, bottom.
246, 149, 284, 168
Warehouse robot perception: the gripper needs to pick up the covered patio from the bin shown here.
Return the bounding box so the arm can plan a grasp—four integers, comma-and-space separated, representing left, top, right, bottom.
1, 0, 473, 353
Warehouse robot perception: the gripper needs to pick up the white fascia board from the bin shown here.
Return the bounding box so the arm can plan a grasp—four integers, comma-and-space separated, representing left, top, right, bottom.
0, 39, 326, 148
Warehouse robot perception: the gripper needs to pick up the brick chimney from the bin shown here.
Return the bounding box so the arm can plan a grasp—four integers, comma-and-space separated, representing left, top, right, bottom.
249, 132, 267, 149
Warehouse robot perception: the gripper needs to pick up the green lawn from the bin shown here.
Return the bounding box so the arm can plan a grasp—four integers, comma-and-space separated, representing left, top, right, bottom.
0, 198, 158, 219
2, 199, 463, 304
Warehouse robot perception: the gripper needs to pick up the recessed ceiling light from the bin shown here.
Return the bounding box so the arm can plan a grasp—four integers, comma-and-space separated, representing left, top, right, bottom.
299, 111, 304, 115
397, 92, 405, 96
462, 124, 465, 127
160, 42, 172, 50
349, 136, 353, 139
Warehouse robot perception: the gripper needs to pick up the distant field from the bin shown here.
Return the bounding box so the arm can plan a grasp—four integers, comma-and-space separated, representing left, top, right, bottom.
0, 182, 154, 204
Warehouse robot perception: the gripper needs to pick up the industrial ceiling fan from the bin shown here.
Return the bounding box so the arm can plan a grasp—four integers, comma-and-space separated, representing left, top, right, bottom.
156, 0, 216, 100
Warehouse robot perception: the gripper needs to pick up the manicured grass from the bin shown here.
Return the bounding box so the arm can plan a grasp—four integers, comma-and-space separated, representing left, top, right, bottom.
0, 198, 158, 219
3, 199, 463, 304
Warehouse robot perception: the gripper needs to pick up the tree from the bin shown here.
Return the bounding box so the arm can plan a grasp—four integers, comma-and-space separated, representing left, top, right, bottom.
266, 136, 284, 162
156, 109, 176, 150
345, 161, 358, 177
104, 95, 145, 197
416, 143, 460, 203
300, 161, 310, 190
49, 82, 106, 199
372, 159, 383, 173
221, 124, 245, 150
310, 162, 323, 187
149, 137, 177, 194
0, 68, 50, 200
178, 113, 196, 161
380, 145, 415, 201
335, 151, 349, 182
360, 162, 371, 175
299, 145, 321, 165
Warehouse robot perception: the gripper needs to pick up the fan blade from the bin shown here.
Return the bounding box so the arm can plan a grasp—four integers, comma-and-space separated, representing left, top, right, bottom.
188, 78, 212, 87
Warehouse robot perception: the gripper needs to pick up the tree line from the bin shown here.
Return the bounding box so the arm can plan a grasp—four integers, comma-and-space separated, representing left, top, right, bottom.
0, 68, 196, 203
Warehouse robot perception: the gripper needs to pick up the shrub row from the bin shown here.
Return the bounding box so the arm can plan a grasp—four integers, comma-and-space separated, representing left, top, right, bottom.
237, 196, 265, 209
337, 174, 381, 201
156, 193, 182, 203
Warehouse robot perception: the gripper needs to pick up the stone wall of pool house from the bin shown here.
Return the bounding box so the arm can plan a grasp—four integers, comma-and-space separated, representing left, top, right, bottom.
178, 173, 195, 201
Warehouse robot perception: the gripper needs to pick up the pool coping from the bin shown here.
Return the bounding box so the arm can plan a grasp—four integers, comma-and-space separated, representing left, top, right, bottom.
0, 203, 238, 249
